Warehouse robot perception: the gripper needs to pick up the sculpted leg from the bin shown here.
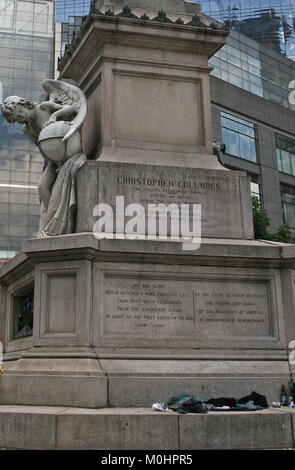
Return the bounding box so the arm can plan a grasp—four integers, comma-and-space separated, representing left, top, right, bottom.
38, 161, 57, 210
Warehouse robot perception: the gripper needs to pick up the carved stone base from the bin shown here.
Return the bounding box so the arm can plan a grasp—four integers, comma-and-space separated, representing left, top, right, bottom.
0, 234, 294, 408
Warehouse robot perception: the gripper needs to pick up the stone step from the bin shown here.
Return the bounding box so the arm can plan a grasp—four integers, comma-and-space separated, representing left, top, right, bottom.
0, 405, 294, 450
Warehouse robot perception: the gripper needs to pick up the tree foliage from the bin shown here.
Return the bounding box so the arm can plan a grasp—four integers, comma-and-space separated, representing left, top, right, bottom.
252, 196, 291, 243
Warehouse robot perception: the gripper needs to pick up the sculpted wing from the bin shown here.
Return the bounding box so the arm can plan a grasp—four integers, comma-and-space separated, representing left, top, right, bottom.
41, 79, 87, 142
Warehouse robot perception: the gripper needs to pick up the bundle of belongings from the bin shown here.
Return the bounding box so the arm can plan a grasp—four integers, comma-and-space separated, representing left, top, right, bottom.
166, 391, 268, 414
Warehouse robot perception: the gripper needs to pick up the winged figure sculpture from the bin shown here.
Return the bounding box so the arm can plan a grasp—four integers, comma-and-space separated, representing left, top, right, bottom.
1, 79, 88, 237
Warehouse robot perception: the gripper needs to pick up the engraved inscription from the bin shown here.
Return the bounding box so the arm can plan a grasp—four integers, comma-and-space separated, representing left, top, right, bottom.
97, 165, 249, 238
194, 281, 270, 336
102, 275, 271, 338
116, 175, 224, 226
104, 278, 194, 335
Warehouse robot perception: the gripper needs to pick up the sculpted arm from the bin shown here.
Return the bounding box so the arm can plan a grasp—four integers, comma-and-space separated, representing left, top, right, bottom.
41, 102, 76, 128
41, 79, 87, 142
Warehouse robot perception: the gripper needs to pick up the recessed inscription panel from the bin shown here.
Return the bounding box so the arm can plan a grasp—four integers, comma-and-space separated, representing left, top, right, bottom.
101, 274, 272, 342
97, 165, 249, 239
113, 73, 202, 147
194, 281, 271, 337
104, 278, 195, 336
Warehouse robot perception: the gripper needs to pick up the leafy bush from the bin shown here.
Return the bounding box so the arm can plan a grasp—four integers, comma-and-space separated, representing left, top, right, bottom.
252, 196, 291, 243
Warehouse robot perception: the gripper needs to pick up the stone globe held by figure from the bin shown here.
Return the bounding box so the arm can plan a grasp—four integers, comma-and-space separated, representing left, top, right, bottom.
38, 120, 82, 163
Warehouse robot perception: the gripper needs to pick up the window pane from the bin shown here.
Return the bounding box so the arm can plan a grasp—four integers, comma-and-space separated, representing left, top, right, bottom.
221, 116, 227, 127
291, 154, 295, 177
0, 0, 14, 29
221, 128, 229, 152
226, 118, 238, 132
285, 203, 295, 229
281, 150, 292, 174
238, 124, 251, 136
276, 134, 295, 175
250, 182, 260, 200
276, 149, 282, 172
227, 130, 240, 157
249, 139, 257, 162
240, 134, 251, 160
221, 111, 257, 162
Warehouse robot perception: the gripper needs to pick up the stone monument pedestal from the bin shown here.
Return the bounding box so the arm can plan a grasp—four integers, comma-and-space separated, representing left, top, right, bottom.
1, 3, 295, 451
0, 233, 294, 408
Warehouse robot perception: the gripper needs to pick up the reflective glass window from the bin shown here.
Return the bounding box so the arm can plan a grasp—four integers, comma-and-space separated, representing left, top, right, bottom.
250, 180, 261, 201
276, 134, 295, 176
200, 0, 295, 62
221, 111, 258, 162
209, 23, 295, 111
281, 184, 295, 229
0, 0, 14, 29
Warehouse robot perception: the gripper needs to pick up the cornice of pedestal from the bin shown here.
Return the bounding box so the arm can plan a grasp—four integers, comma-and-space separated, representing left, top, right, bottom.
57, 6, 229, 81
0, 235, 294, 281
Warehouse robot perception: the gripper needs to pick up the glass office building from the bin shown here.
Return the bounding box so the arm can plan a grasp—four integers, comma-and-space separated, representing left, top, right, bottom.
55, 0, 90, 59
0, 0, 55, 260
209, 28, 295, 111
200, 0, 295, 60
55, 0, 90, 22
201, 0, 295, 112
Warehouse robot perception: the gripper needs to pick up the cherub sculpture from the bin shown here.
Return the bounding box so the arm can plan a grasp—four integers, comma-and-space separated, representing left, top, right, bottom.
1, 79, 88, 237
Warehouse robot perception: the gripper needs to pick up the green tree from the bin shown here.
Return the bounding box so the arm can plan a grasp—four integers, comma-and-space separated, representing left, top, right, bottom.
252, 196, 270, 239
267, 224, 291, 243
252, 196, 291, 243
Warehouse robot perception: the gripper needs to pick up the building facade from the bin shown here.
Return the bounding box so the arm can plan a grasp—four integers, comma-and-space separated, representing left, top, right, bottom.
208, 26, 295, 238
211, 73, 295, 236
193, 0, 295, 239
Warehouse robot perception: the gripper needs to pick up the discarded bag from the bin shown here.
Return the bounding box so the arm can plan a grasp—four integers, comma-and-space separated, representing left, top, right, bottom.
237, 391, 268, 408
166, 390, 268, 413
168, 398, 208, 414
205, 397, 237, 408
166, 394, 204, 406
